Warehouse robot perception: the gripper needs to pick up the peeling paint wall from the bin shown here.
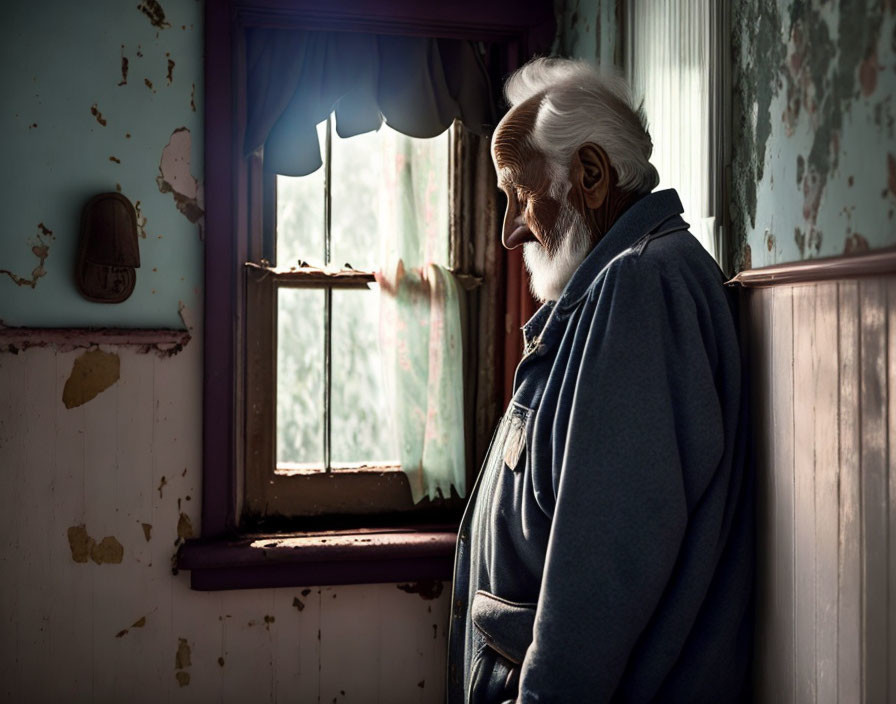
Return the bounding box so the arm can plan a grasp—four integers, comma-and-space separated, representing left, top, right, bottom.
732, 0, 896, 270
0, 0, 202, 327
557, 1, 896, 270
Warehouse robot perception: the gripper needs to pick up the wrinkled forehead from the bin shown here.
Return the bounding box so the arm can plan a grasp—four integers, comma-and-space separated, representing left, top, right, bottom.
492, 92, 546, 181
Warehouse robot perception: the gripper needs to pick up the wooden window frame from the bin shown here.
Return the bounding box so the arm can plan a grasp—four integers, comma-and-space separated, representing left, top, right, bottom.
245, 120, 469, 525
180, 0, 555, 591
623, 0, 732, 273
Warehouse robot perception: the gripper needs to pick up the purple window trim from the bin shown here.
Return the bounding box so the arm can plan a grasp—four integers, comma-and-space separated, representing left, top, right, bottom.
198, 0, 554, 588
202, 0, 237, 539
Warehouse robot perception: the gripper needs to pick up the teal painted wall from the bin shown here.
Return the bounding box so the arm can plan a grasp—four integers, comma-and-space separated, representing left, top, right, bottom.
554, 0, 622, 67
0, 0, 203, 328
732, 0, 896, 270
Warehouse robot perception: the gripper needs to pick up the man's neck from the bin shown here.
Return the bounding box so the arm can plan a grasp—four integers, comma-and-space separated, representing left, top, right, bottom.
588, 187, 641, 246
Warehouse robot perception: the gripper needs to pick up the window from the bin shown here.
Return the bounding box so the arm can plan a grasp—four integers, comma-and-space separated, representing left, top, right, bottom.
625, 0, 730, 270
187, 0, 555, 590
244, 117, 467, 527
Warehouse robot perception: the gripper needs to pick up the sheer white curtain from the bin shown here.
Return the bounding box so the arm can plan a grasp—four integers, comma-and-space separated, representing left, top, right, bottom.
627, 0, 722, 261
373, 128, 467, 504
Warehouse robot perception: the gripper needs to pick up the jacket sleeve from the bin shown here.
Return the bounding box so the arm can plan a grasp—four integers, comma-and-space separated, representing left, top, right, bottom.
515, 256, 725, 702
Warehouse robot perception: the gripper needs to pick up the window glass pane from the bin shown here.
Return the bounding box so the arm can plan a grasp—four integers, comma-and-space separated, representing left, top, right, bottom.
329, 128, 379, 270
277, 288, 324, 466
330, 288, 398, 466
276, 120, 327, 268
330, 126, 450, 271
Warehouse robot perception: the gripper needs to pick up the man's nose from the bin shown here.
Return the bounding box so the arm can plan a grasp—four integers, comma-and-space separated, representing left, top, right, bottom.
502, 204, 525, 249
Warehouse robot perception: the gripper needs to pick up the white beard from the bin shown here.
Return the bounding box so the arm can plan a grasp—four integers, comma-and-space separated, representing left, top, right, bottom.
523, 200, 592, 303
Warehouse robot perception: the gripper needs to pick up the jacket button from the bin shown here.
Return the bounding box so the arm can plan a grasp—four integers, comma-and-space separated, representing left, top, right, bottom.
454, 599, 463, 615
460, 530, 467, 541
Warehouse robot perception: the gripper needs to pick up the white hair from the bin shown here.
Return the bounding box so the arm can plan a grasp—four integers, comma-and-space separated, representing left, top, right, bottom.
504, 58, 660, 195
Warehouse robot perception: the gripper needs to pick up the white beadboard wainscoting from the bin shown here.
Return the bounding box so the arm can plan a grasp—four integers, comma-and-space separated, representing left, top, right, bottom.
747, 279, 896, 703
8, 274, 896, 704
0, 339, 449, 704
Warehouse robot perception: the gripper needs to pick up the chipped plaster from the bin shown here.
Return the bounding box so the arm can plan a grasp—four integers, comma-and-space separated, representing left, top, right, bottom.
175, 637, 191, 669
115, 616, 147, 638
396, 580, 445, 600
91, 536, 125, 564
157, 127, 205, 236
138, 0, 172, 30
66, 524, 93, 563
66, 524, 124, 564
176, 512, 193, 543
174, 636, 192, 686
62, 348, 120, 408
0, 223, 54, 289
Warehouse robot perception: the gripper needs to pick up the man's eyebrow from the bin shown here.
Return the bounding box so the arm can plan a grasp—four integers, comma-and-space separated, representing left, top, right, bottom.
496, 167, 517, 190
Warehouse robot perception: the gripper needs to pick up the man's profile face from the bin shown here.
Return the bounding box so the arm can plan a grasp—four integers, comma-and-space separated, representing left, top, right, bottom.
492, 97, 595, 302
492, 95, 563, 254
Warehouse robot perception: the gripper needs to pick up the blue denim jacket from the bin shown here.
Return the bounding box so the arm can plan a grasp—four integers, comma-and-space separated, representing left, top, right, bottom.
447, 190, 753, 703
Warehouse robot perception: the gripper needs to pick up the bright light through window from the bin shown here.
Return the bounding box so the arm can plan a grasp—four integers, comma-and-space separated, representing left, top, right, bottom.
274, 118, 449, 470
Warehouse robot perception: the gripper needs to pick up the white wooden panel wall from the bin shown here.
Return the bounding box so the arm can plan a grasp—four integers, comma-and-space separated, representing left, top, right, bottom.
748, 280, 896, 703
0, 341, 449, 704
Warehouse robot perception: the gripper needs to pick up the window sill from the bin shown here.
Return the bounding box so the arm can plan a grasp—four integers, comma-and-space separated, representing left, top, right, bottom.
176, 527, 457, 591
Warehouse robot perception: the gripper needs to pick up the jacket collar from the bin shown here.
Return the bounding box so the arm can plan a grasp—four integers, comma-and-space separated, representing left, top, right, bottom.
522, 189, 686, 347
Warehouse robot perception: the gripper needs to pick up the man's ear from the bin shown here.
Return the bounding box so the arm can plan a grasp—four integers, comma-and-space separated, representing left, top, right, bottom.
574, 143, 611, 210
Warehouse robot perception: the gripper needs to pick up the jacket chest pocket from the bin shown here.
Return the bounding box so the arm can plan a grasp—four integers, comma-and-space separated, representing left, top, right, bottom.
478, 404, 532, 496
501, 403, 532, 472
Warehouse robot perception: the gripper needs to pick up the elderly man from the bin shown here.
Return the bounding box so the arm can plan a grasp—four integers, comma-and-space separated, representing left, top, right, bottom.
446, 59, 752, 703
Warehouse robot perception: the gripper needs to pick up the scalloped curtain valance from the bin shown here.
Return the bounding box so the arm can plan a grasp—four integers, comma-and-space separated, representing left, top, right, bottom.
244, 28, 496, 176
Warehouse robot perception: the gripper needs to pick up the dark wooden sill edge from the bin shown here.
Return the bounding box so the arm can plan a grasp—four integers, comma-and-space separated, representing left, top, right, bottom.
176, 529, 457, 591
727, 246, 896, 288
